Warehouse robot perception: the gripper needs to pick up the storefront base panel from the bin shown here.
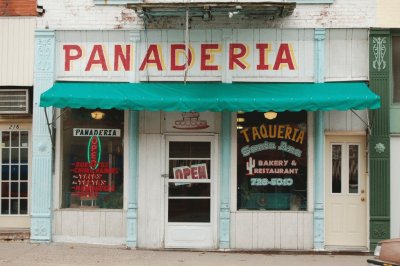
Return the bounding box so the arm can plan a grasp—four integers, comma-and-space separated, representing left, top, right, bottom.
0, 216, 30, 229
53, 209, 126, 245
230, 212, 313, 250
52, 235, 125, 246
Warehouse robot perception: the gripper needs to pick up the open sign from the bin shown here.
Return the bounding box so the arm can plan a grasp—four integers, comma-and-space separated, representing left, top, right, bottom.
87, 135, 101, 170
173, 163, 208, 179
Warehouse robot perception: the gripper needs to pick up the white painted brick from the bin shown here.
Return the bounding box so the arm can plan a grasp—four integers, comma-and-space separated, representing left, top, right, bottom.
37, 0, 376, 30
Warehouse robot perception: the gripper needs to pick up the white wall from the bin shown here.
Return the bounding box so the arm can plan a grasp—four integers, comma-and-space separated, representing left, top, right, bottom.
0, 18, 35, 86
377, 0, 400, 27
325, 110, 368, 132
390, 137, 400, 238
53, 209, 126, 245
230, 212, 313, 249
325, 29, 369, 82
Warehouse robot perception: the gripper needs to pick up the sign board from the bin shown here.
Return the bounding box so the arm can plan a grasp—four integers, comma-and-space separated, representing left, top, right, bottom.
173, 163, 208, 179
56, 29, 314, 81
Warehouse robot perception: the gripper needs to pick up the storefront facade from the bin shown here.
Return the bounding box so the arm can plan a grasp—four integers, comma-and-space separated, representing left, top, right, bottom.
31, 26, 381, 250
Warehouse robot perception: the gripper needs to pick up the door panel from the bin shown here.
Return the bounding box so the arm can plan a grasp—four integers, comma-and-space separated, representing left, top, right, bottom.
165, 136, 215, 248
325, 135, 367, 248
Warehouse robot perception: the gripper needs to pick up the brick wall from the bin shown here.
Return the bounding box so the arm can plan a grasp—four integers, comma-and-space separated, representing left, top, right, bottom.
0, 0, 37, 16
36, 0, 375, 30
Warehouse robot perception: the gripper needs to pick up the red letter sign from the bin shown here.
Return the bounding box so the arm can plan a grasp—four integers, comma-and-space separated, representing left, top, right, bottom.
64, 45, 82, 71
273, 43, 295, 70
85, 45, 108, 71
229, 43, 248, 70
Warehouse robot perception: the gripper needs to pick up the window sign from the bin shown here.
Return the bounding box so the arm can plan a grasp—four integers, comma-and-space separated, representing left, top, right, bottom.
237, 111, 307, 211
62, 109, 124, 209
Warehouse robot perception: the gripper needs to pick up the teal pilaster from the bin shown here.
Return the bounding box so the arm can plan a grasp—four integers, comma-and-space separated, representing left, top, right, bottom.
126, 111, 139, 247
313, 28, 326, 250
126, 30, 140, 248
219, 111, 231, 249
31, 30, 56, 242
313, 111, 325, 250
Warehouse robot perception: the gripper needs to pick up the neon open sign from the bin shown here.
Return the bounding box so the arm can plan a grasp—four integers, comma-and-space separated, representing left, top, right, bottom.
87, 135, 102, 170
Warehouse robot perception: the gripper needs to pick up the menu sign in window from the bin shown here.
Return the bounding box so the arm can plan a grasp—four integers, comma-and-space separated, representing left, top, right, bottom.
237, 111, 307, 211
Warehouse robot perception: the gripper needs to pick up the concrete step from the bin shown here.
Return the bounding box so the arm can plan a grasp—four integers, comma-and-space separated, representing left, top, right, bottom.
0, 229, 30, 241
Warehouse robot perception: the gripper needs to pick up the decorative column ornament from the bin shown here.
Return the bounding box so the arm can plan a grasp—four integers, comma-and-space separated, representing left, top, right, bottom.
313, 28, 326, 250
126, 30, 141, 248
31, 30, 56, 242
372, 37, 387, 71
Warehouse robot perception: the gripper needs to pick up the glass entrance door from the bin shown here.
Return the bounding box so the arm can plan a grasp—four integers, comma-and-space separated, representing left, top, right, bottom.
165, 136, 215, 248
0, 124, 30, 228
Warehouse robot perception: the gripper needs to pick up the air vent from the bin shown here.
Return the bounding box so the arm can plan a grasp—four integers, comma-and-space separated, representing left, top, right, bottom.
0, 89, 29, 114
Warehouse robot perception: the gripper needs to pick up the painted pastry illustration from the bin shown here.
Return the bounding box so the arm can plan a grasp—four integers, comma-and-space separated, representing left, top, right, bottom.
173, 111, 209, 130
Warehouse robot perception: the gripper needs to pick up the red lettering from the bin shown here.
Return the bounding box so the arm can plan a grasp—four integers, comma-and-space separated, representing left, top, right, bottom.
229, 43, 247, 70
198, 165, 207, 179
200, 44, 220, 71
63, 45, 82, 71
114, 44, 132, 71
139, 44, 164, 71
175, 169, 183, 179
85, 45, 108, 71
191, 166, 199, 179
256, 43, 270, 70
170, 44, 193, 71
183, 167, 191, 179
273, 43, 295, 70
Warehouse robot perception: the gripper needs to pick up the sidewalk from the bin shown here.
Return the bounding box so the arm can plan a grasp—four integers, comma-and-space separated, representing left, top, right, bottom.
0, 242, 373, 266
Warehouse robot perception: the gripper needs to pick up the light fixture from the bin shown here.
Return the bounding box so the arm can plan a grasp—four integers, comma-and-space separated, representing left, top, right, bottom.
228, 11, 240, 18
264, 112, 277, 120
91, 110, 105, 120
237, 125, 243, 130
237, 117, 245, 123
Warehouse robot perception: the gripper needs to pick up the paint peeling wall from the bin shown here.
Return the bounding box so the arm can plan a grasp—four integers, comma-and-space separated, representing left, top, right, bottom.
36, 0, 375, 30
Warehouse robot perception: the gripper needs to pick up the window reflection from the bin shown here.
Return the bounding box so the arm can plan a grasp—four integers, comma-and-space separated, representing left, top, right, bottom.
349, 145, 359, 194
61, 108, 124, 209
332, 145, 342, 194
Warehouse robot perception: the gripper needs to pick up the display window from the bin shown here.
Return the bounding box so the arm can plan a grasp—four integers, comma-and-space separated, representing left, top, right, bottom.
237, 111, 307, 211
61, 108, 124, 209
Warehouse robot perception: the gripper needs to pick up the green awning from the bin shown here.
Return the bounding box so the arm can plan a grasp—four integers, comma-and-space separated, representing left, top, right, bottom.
40, 82, 380, 112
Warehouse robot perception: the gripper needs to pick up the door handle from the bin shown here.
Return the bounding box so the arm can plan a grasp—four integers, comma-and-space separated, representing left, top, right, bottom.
161, 174, 169, 178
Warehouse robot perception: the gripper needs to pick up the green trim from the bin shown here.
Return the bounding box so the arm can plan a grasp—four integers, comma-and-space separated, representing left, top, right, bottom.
369, 30, 391, 250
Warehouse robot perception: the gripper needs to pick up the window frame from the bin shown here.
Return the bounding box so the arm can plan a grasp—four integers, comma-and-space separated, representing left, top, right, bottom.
235, 111, 308, 212
59, 108, 125, 209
